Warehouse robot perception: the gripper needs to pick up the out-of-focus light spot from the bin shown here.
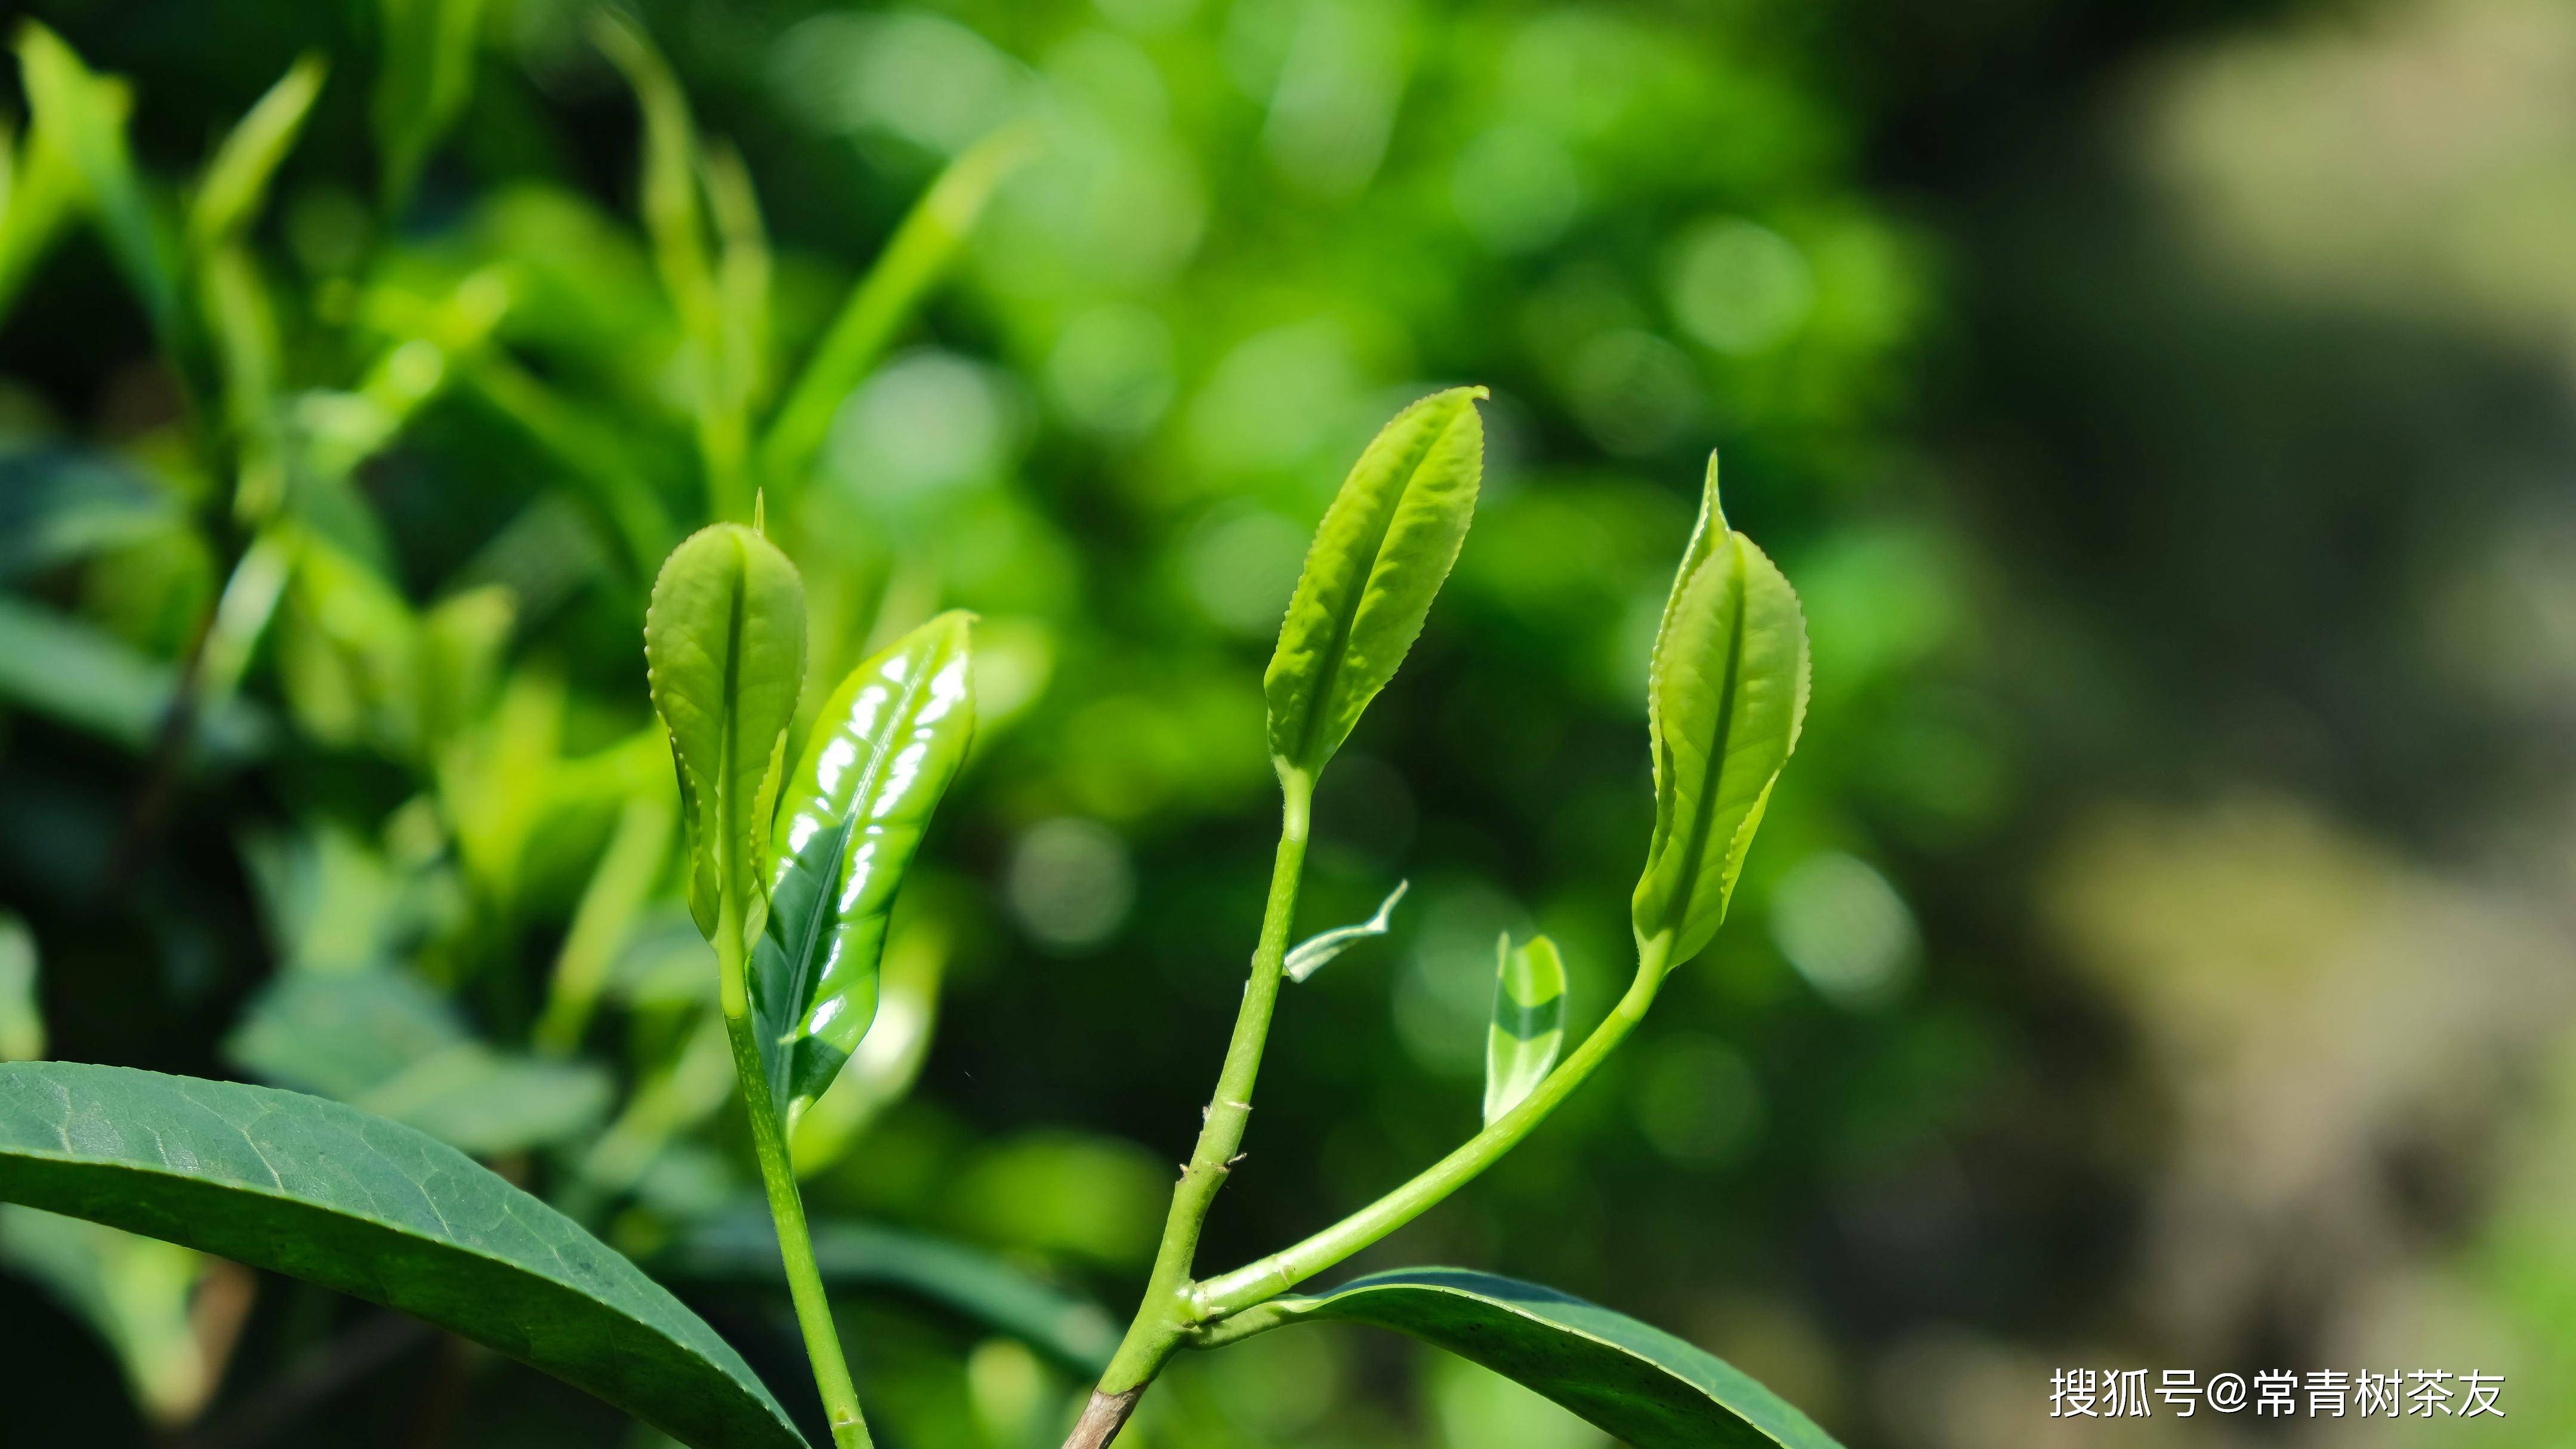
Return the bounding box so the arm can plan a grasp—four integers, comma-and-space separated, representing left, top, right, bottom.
1566, 329, 1698, 455
965, 1340, 1049, 1447
1186, 320, 1367, 480
1184, 507, 1307, 636
1006, 818, 1134, 951
1631, 1033, 1761, 1166
772, 12, 1028, 155
1451, 125, 1583, 254
1666, 218, 1814, 356
826, 350, 1020, 498
1770, 852, 1920, 1009
1395, 883, 1526, 1075
1047, 304, 1176, 436
1261, 0, 1407, 199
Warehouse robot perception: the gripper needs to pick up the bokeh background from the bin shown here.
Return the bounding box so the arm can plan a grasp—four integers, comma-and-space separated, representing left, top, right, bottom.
2, 0, 2574, 1445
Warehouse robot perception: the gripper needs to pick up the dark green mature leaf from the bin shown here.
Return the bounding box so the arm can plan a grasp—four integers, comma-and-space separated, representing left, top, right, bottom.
646, 523, 807, 942
1483, 935, 1564, 1124
0, 1062, 807, 1449
1631, 455, 1809, 973
663, 1213, 1119, 1378
1264, 1268, 1841, 1449
1266, 386, 1485, 778
755, 612, 972, 1123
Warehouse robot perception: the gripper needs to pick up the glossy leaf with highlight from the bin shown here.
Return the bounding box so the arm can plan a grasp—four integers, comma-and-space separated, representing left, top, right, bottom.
1266, 387, 1485, 777
1284, 879, 1408, 984
754, 612, 972, 1123
1631, 456, 1809, 973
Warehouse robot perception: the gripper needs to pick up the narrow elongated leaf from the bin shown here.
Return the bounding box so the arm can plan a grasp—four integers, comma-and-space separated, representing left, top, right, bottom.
190, 53, 327, 251
0, 596, 269, 763
758, 127, 1032, 486
645, 524, 807, 942
1263, 1268, 1841, 1448
663, 1213, 1119, 1378
1, 114, 82, 324
0, 1062, 807, 1449
0, 446, 175, 582
755, 612, 972, 1123
372, 0, 486, 212
1483, 935, 1564, 1124
1284, 878, 1408, 984
17, 24, 180, 341
1631, 456, 1809, 973
1266, 387, 1485, 777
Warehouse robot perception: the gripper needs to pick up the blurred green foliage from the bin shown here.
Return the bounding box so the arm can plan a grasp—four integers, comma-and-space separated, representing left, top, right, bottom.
21, 0, 2498, 1445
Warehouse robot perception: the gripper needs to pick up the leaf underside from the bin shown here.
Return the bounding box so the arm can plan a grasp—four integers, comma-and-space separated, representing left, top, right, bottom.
0, 1062, 807, 1449
1273, 1267, 1842, 1449
1283, 878, 1409, 984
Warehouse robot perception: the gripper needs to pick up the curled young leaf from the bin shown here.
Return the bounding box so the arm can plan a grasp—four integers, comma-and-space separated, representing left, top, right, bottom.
1483, 934, 1564, 1124
1284, 878, 1408, 984
1631, 456, 1809, 973
1265, 386, 1486, 779
644, 523, 806, 943
754, 611, 972, 1124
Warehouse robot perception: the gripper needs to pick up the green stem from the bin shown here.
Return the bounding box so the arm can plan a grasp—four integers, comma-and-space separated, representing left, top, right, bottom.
719, 895, 872, 1449
1189, 936, 1670, 1321
1093, 770, 1315, 1398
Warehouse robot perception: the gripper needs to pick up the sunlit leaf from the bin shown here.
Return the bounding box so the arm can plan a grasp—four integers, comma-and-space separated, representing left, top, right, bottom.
1284, 878, 1408, 984
0, 113, 81, 322
664, 1213, 1121, 1378
1266, 386, 1486, 779
1483, 934, 1564, 1124
372, 0, 486, 213
1255, 1268, 1841, 1448
644, 523, 807, 944
0, 1061, 807, 1449
536, 791, 680, 1055
755, 611, 971, 1123
16, 23, 181, 344
189, 53, 326, 252
1631, 455, 1809, 973
788, 923, 944, 1176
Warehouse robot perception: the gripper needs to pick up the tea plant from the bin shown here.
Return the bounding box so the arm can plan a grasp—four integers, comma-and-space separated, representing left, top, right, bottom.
0, 12, 1835, 1448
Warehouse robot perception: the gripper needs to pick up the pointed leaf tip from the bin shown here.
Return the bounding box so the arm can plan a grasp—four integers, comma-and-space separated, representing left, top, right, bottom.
1284, 878, 1409, 984
1633, 464, 1808, 975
